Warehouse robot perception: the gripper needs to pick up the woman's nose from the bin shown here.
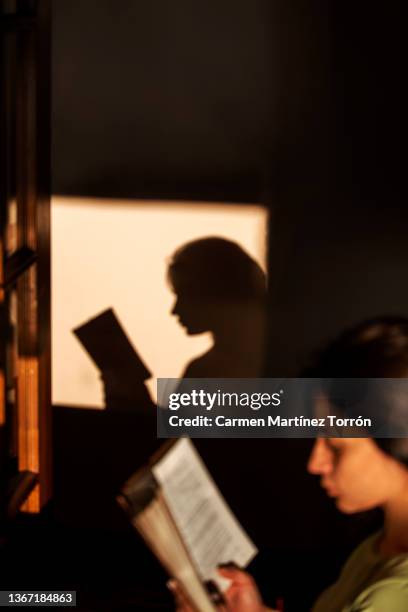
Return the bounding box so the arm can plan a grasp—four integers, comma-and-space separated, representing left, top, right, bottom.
307, 439, 333, 475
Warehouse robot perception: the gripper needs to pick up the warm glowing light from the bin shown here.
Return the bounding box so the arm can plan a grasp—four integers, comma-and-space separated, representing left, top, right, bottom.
18, 356, 40, 512
52, 197, 268, 407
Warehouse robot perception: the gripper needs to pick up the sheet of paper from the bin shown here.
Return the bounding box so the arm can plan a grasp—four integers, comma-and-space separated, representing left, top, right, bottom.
152, 438, 257, 586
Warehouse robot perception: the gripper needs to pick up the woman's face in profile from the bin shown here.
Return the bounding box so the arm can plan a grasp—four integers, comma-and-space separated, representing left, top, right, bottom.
307, 436, 407, 513
171, 291, 214, 335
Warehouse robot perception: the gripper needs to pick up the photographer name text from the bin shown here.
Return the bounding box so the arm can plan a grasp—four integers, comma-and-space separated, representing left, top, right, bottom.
166, 415, 372, 428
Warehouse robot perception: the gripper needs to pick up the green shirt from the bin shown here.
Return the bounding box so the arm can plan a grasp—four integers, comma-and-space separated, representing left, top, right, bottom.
312, 532, 408, 612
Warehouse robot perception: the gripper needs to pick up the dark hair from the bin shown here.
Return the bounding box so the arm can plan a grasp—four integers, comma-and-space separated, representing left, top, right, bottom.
168, 237, 266, 301
312, 317, 408, 466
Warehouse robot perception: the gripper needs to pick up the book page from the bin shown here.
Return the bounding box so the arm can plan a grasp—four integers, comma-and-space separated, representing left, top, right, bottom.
134, 493, 217, 612
152, 438, 257, 587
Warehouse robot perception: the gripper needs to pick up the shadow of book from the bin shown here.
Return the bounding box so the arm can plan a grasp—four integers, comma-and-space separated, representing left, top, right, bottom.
73, 308, 154, 412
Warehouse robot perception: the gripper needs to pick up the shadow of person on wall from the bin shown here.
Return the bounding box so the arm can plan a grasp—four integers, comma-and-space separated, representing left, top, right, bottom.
165, 237, 273, 568
168, 236, 267, 378
59, 239, 267, 532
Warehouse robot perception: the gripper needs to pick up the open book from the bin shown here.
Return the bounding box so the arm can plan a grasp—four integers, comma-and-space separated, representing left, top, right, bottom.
117, 438, 257, 612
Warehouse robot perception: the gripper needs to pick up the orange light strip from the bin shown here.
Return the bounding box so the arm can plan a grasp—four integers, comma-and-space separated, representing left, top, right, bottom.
17, 355, 40, 512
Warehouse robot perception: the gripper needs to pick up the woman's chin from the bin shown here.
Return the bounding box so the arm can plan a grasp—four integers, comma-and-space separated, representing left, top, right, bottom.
182, 324, 208, 335
335, 498, 370, 514
185, 327, 205, 335
336, 501, 356, 514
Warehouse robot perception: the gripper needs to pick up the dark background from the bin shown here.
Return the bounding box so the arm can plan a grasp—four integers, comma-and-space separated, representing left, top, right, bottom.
52, 0, 276, 201
52, 0, 338, 203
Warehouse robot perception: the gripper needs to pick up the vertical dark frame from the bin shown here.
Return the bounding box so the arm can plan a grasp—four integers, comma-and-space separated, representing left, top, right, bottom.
0, 0, 51, 515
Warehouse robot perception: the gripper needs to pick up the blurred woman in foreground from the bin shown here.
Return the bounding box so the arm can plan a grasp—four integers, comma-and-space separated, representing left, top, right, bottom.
171, 317, 408, 611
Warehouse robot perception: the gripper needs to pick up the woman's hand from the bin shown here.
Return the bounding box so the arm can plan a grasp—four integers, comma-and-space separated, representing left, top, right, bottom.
218, 566, 267, 612
168, 567, 270, 612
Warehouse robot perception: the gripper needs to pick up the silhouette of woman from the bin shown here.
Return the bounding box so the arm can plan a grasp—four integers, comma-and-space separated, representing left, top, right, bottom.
168, 237, 267, 378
